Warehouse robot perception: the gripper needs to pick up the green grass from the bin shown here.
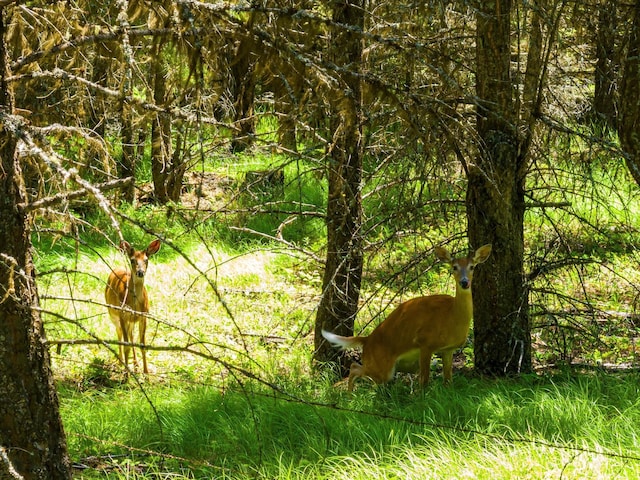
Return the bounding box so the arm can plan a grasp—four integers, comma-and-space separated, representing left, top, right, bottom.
33, 142, 640, 478
60, 372, 640, 478
42, 228, 640, 478
47, 240, 640, 480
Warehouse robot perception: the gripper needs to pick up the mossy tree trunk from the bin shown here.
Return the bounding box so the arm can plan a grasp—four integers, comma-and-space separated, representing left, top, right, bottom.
0, 8, 72, 478
468, 0, 532, 377
619, 0, 640, 186
313, 0, 365, 374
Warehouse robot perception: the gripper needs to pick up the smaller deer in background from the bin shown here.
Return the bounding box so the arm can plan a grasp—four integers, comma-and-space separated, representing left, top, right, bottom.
105, 239, 161, 374
322, 244, 492, 391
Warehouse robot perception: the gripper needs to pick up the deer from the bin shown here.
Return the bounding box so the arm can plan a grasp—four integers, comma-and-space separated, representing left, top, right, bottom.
105, 239, 161, 374
322, 244, 492, 391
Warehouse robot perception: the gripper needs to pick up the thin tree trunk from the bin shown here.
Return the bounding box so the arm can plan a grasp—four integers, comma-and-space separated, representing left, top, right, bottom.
89, 41, 109, 138
468, 0, 531, 377
148, 8, 185, 205
593, 0, 618, 128
314, 0, 364, 372
619, 0, 640, 186
121, 101, 136, 204
0, 9, 72, 478
230, 33, 257, 154
118, 2, 136, 204
276, 86, 298, 152
150, 35, 172, 204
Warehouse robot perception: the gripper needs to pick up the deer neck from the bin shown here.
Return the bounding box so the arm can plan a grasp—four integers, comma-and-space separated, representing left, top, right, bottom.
126, 273, 146, 302
453, 286, 474, 324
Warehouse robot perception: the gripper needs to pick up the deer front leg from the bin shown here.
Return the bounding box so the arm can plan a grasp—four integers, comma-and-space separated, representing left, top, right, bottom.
348, 362, 366, 392
419, 349, 434, 386
121, 318, 135, 371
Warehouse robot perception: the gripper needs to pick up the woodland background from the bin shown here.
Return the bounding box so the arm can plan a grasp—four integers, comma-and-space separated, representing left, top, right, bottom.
2, 0, 640, 478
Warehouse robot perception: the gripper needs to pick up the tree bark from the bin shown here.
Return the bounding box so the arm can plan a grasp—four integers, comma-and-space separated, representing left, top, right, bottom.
89, 40, 109, 139
121, 100, 136, 204
230, 11, 258, 154
117, 2, 137, 204
468, 0, 531, 377
619, 0, 640, 186
313, 0, 364, 372
0, 8, 72, 478
593, 0, 618, 128
150, 35, 173, 204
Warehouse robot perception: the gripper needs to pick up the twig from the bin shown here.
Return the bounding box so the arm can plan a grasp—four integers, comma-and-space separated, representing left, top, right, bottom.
0, 446, 24, 480
229, 226, 323, 263
17, 178, 133, 213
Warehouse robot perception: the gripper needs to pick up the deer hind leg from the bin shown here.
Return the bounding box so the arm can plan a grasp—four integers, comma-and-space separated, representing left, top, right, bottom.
139, 316, 148, 374
441, 350, 455, 385
348, 355, 397, 392
419, 349, 435, 386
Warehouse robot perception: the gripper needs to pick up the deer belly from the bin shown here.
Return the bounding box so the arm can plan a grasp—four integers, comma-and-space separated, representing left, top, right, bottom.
395, 349, 420, 373
111, 309, 145, 324
429, 321, 471, 352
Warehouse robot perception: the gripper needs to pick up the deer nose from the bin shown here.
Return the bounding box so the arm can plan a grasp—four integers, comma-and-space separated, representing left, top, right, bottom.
136, 269, 145, 278
459, 278, 470, 289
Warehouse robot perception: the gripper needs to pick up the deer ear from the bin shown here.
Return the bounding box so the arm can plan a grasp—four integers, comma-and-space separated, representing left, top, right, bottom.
146, 239, 161, 256
472, 244, 492, 264
119, 241, 134, 256
434, 246, 452, 263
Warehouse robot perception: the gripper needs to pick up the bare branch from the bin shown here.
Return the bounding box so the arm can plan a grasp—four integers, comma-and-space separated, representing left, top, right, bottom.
18, 178, 133, 213
0, 112, 121, 235
8, 68, 234, 129
229, 226, 324, 263
11, 27, 174, 72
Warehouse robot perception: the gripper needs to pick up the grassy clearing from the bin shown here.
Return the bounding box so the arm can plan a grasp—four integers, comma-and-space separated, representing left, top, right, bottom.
43, 236, 640, 478
60, 372, 640, 479
35, 146, 640, 477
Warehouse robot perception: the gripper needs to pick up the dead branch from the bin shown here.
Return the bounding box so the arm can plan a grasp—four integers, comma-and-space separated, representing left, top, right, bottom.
8, 68, 233, 129
17, 178, 133, 213
229, 225, 323, 263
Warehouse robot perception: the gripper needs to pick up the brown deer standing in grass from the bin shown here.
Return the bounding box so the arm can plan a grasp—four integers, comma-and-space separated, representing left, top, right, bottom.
105, 239, 161, 373
322, 244, 492, 391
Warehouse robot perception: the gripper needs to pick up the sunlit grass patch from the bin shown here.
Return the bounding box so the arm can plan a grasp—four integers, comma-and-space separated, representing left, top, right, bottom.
60, 373, 640, 479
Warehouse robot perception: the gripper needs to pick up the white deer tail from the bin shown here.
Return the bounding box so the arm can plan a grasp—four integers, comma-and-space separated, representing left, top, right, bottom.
321, 330, 364, 350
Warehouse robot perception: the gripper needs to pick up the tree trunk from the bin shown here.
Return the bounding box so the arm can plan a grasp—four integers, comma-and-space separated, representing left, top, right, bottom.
593, 0, 618, 128
89, 41, 109, 138
313, 0, 364, 372
150, 35, 173, 204
275, 81, 298, 152
0, 9, 72, 478
619, 0, 640, 186
121, 101, 136, 204
229, 33, 257, 154
468, 0, 531, 377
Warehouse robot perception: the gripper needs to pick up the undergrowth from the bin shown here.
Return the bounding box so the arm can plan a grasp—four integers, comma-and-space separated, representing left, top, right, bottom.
35, 142, 640, 478
60, 371, 640, 479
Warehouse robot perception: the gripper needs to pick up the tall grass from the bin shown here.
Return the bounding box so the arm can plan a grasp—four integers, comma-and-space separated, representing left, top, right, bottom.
61, 372, 640, 478
35, 134, 640, 477
48, 224, 640, 479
